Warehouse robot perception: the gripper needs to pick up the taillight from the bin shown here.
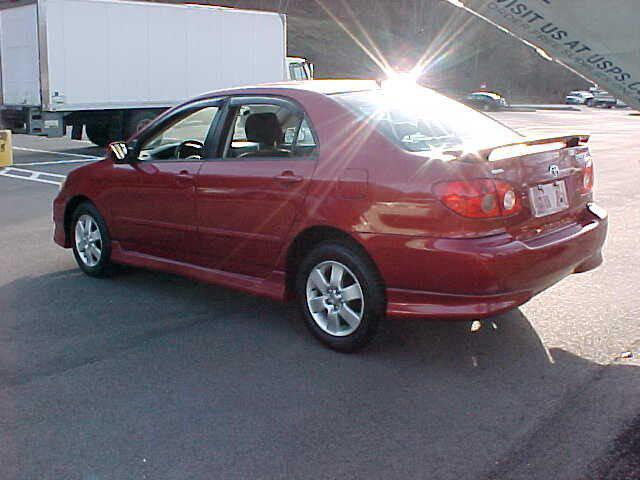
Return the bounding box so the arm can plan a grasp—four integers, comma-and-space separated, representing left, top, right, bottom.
434, 179, 521, 218
582, 155, 594, 194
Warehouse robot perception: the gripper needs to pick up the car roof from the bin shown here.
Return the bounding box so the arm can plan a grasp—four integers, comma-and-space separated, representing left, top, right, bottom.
195, 79, 380, 100
469, 91, 502, 99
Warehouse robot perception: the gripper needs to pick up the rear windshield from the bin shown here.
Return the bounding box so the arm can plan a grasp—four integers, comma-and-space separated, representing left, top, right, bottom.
333, 87, 521, 154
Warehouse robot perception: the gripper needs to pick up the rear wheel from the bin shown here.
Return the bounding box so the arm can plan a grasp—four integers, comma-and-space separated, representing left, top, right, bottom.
71, 203, 115, 277
296, 241, 385, 352
85, 122, 111, 147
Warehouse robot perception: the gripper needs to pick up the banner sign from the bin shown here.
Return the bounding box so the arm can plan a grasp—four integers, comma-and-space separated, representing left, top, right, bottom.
455, 0, 640, 110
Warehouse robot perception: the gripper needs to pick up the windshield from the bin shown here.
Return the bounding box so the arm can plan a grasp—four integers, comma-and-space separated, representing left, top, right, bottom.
333, 87, 521, 154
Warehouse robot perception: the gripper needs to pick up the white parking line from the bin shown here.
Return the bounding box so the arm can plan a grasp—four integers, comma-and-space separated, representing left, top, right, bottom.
13, 146, 100, 159
0, 167, 66, 186
16, 158, 101, 166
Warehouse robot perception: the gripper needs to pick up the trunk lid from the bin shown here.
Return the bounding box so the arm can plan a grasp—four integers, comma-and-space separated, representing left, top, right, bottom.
476, 134, 592, 239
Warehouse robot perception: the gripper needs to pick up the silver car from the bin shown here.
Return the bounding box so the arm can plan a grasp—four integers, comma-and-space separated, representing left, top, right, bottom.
565, 90, 594, 106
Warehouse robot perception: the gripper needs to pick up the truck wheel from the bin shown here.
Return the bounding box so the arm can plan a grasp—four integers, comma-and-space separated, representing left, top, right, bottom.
124, 110, 159, 139
296, 241, 385, 352
585, 98, 594, 107
86, 122, 111, 147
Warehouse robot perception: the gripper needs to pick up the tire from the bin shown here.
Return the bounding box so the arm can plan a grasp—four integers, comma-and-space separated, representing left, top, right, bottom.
71, 202, 115, 278
296, 241, 385, 352
483, 104, 492, 112
585, 98, 594, 107
85, 122, 111, 147
124, 110, 159, 139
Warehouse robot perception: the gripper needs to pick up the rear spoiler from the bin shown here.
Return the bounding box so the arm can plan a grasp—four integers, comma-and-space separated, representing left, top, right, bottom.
499, 133, 590, 149
446, 134, 590, 162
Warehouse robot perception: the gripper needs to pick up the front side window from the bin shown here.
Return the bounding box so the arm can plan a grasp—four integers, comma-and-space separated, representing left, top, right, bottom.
333, 88, 521, 154
224, 103, 316, 159
138, 106, 219, 161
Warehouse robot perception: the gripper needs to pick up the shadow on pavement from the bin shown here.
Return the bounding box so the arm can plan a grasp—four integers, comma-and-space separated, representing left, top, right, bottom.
0, 267, 638, 480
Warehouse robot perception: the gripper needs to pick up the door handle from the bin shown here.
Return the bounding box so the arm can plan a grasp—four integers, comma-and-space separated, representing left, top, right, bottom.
176, 170, 194, 186
274, 171, 303, 184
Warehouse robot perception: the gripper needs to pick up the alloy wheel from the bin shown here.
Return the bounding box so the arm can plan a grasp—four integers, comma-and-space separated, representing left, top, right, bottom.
74, 214, 102, 267
305, 260, 364, 337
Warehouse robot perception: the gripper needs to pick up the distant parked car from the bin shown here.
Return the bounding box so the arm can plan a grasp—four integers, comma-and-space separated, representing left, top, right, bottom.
463, 92, 508, 111
590, 89, 617, 108
565, 90, 594, 106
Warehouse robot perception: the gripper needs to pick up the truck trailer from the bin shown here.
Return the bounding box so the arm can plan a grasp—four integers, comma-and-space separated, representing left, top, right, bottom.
0, 0, 312, 145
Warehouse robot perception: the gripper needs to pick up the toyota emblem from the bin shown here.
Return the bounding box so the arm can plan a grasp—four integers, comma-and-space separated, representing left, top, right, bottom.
549, 165, 560, 177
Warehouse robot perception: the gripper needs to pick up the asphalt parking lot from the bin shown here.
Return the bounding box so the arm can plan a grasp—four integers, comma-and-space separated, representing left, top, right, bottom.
1, 107, 639, 480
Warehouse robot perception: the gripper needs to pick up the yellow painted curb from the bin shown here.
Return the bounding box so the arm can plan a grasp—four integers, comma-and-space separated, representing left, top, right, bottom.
0, 130, 13, 167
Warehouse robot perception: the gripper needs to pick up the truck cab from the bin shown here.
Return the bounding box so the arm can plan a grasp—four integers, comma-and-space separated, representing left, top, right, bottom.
286, 57, 314, 81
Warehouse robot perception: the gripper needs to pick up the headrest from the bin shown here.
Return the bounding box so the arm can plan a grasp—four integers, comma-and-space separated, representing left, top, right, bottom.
244, 113, 283, 145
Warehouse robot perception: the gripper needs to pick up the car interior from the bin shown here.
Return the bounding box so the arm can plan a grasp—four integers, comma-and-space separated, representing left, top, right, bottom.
137, 106, 219, 161
136, 102, 317, 162
224, 104, 316, 159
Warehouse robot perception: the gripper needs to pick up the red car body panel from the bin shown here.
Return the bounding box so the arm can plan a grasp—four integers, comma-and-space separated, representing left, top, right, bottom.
53, 81, 607, 320
195, 158, 317, 277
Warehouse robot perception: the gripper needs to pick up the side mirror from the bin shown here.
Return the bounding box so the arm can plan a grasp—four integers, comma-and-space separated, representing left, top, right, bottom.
108, 141, 134, 163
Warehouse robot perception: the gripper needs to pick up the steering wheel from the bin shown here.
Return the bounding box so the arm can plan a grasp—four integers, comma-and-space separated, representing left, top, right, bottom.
174, 140, 204, 160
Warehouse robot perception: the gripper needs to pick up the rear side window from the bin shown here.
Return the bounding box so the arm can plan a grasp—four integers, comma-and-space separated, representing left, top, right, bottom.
333, 88, 520, 154
292, 118, 317, 156
224, 103, 317, 159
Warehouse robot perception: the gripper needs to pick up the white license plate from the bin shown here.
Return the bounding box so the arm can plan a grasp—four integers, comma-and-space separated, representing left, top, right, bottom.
529, 180, 569, 217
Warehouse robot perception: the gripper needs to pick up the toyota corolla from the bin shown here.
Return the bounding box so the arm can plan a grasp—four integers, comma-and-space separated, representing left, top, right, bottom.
53, 80, 607, 351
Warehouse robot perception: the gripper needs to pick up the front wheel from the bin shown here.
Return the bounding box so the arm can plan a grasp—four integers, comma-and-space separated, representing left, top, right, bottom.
296, 241, 385, 352
71, 203, 115, 277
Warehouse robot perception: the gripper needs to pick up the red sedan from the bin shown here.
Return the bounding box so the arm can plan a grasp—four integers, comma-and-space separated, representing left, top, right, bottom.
53, 80, 607, 351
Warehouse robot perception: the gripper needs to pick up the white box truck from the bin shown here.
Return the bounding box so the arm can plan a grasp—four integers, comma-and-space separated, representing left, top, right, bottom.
0, 0, 313, 145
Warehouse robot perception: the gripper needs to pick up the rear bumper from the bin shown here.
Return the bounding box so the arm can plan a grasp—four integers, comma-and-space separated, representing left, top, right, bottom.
358, 204, 607, 320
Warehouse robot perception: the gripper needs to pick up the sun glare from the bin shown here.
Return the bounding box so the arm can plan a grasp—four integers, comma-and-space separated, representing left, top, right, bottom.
313, 0, 485, 97
381, 70, 421, 91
